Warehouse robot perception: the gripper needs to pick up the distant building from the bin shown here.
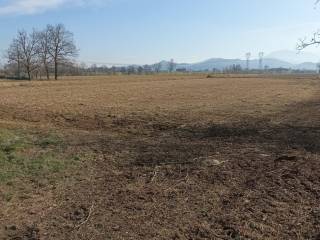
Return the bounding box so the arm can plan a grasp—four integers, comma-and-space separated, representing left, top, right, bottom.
176, 68, 187, 72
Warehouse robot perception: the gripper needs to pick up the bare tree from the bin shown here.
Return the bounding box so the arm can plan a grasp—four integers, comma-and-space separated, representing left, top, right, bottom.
297, 1, 320, 50
5, 25, 78, 80
36, 28, 51, 80
10, 30, 39, 80
154, 62, 161, 73
47, 24, 78, 80
137, 66, 144, 74
7, 38, 22, 79
297, 31, 320, 50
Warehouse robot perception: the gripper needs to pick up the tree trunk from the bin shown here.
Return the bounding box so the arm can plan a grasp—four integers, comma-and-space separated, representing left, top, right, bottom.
17, 61, 21, 80
45, 64, 50, 80
54, 59, 58, 80
27, 70, 31, 81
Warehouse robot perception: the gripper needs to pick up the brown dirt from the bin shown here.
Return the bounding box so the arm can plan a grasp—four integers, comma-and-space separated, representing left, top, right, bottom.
0, 74, 320, 240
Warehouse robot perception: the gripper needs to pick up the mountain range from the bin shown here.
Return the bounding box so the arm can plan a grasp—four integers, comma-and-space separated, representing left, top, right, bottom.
157, 50, 320, 71
174, 58, 317, 71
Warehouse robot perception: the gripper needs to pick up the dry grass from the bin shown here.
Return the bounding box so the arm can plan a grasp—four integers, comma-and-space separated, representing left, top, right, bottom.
0, 74, 319, 240
0, 74, 317, 125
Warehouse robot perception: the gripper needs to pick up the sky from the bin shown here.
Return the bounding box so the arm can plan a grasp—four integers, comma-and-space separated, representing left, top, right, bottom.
1, 0, 320, 65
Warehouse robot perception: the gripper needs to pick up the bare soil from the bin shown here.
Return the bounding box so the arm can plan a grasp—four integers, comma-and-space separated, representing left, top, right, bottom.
0, 74, 319, 239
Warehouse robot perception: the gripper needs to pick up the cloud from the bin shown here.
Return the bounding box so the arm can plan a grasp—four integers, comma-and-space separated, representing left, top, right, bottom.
0, 0, 104, 15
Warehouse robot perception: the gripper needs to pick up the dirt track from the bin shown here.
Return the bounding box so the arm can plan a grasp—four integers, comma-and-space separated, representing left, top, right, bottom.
0, 74, 320, 239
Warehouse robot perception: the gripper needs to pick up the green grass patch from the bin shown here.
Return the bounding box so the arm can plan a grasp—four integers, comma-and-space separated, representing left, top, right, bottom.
34, 133, 64, 148
0, 128, 80, 200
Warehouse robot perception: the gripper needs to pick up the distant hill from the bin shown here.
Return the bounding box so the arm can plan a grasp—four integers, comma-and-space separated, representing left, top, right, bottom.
266, 50, 319, 64
155, 56, 318, 71
294, 62, 317, 70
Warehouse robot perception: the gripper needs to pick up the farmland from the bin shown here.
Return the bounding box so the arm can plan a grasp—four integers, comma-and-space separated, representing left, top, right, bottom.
0, 74, 319, 239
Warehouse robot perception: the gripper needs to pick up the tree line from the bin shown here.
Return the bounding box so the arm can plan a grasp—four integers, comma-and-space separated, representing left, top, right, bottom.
5, 24, 78, 80
73, 61, 177, 76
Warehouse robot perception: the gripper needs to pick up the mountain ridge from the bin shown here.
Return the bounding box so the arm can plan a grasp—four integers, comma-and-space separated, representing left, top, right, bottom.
157, 57, 318, 71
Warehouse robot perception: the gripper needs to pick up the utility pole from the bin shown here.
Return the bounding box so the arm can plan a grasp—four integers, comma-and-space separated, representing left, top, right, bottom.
169, 59, 175, 72
259, 52, 264, 71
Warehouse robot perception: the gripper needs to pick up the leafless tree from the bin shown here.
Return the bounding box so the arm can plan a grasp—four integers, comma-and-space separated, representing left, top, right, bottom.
297, 1, 320, 50
7, 39, 22, 79
47, 24, 78, 80
5, 25, 78, 80
137, 66, 144, 74
36, 28, 51, 80
297, 31, 320, 50
154, 62, 161, 73
8, 30, 39, 80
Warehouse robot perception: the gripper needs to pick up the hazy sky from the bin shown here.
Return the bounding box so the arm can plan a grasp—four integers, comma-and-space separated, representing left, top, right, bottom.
1, 0, 320, 64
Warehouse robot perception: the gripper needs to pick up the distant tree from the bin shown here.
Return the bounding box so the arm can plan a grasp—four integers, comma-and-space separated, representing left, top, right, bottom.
120, 67, 127, 74
317, 63, 320, 74
127, 65, 135, 75
90, 64, 98, 74
212, 68, 220, 73
137, 66, 144, 74
223, 64, 242, 73
143, 64, 152, 73
154, 62, 161, 73
232, 64, 242, 73
79, 62, 87, 69
111, 66, 116, 75
47, 24, 78, 80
